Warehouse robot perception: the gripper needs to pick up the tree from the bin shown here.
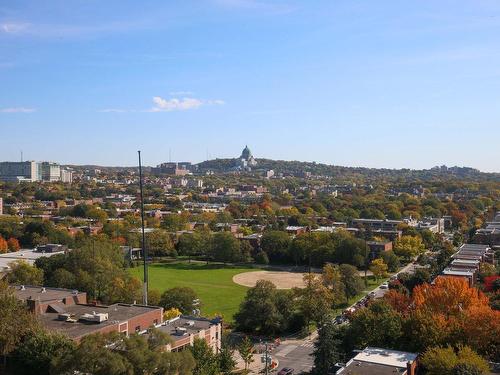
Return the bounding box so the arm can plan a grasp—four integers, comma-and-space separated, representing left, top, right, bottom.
322, 263, 347, 306
0, 236, 8, 253
177, 232, 209, 260
346, 300, 402, 350
147, 230, 175, 257
0, 281, 37, 368
6, 260, 44, 286
160, 287, 198, 315
7, 237, 20, 252
163, 307, 182, 321
51, 332, 133, 375
312, 317, 344, 375
255, 251, 269, 265
234, 280, 294, 335
380, 250, 400, 272
148, 289, 161, 306
294, 274, 333, 328
237, 336, 254, 372
339, 264, 364, 299
394, 235, 425, 260
261, 230, 291, 263
218, 336, 236, 375
11, 329, 75, 375
190, 338, 220, 375
420, 345, 489, 375
369, 258, 388, 281
210, 232, 241, 263
35, 238, 141, 304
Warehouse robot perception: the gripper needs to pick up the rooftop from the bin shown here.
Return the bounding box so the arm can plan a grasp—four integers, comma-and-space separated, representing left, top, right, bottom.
353, 347, 417, 368
338, 360, 407, 375
13, 285, 85, 303
40, 303, 161, 340
154, 316, 219, 342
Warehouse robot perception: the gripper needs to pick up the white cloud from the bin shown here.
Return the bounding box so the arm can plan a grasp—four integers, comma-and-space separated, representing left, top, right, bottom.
149, 96, 224, 112
0, 107, 36, 113
1, 22, 30, 34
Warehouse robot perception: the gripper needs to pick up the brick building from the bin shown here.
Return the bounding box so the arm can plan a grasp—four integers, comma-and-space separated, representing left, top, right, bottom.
13, 285, 163, 342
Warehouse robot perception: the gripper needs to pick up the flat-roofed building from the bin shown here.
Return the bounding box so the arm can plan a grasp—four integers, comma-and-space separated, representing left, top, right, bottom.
0, 161, 41, 182
154, 316, 222, 353
12, 285, 163, 342
352, 219, 403, 232
336, 347, 418, 375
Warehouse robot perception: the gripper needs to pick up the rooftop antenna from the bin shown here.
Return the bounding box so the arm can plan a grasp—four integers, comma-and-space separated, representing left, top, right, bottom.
138, 150, 148, 305
21, 150, 23, 162
169, 148, 172, 163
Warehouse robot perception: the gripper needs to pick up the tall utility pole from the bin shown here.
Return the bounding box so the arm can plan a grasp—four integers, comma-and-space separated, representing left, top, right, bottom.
138, 151, 148, 305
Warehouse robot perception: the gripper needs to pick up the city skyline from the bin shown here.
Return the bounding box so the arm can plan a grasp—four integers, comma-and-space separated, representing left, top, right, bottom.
2, 0, 500, 171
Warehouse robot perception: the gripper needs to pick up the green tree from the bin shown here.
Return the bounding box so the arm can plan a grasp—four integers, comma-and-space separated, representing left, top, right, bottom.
147, 230, 175, 257
234, 280, 291, 335
0, 281, 37, 368
190, 338, 220, 375
420, 345, 489, 375
339, 264, 364, 299
237, 336, 254, 372
261, 230, 291, 263
369, 258, 388, 281
346, 300, 402, 350
11, 329, 75, 375
312, 318, 345, 375
218, 336, 236, 375
294, 274, 333, 328
160, 286, 198, 315
210, 232, 241, 263
394, 235, 426, 260
51, 332, 133, 375
6, 260, 44, 285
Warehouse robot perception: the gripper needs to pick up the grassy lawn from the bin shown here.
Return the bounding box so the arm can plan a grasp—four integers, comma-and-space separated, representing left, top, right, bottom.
129, 262, 255, 321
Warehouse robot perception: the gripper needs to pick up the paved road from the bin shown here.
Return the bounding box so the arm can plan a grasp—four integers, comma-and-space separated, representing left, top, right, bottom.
272, 333, 316, 374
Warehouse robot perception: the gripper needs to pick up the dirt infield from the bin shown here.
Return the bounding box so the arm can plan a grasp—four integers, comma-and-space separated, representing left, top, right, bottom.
232, 270, 306, 289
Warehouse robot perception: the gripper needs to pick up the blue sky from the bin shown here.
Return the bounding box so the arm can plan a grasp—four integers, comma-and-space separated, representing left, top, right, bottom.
1, 0, 500, 171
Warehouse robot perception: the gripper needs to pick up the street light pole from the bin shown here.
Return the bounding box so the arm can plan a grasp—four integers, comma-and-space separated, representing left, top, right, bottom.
138, 150, 148, 305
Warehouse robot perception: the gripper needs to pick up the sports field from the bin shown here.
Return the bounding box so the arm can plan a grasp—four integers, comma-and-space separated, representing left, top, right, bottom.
130, 262, 255, 321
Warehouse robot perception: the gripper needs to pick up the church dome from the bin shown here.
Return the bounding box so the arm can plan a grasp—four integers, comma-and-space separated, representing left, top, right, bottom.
240, 145, 253, 160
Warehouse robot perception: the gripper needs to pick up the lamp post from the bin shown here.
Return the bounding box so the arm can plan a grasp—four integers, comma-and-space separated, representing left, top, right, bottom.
138, 150, 148, 305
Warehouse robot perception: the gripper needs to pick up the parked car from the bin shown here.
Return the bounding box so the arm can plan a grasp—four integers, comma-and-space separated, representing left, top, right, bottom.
278, 368, 294, 375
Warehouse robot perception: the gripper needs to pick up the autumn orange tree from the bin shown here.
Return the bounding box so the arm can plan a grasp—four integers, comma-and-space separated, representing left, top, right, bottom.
409, 277, 499, 359
7, 238, 20, 252
0, 236, 8, 253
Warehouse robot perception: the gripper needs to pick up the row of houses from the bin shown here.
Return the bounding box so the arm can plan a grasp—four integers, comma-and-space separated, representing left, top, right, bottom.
474, 211, 500, 246
440, 243, 495, 287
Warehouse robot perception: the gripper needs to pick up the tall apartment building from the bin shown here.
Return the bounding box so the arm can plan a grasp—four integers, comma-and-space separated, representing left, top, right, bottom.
0, 161, 41, 182
0, 197, 3, 215
60, 169, 73, 183
40, 162, 61, 182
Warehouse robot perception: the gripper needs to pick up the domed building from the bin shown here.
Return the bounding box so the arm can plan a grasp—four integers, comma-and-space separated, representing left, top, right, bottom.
238, 145, 257, 169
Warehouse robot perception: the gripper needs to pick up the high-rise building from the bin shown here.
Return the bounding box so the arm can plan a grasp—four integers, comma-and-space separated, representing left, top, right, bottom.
40, 162, 61, 182
60, 169, 73, 183
0, 161, 41, 182
0, 197, 3, 215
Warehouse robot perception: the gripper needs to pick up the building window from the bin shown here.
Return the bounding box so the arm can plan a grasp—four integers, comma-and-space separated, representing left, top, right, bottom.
153, 319, 158, 325
135, 326, 141, 332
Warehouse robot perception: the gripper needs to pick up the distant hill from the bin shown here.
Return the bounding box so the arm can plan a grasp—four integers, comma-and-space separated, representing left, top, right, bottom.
196, 158, 500, 181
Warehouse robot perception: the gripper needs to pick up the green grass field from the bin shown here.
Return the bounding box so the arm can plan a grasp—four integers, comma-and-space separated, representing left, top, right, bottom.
130, 262, 255, 321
